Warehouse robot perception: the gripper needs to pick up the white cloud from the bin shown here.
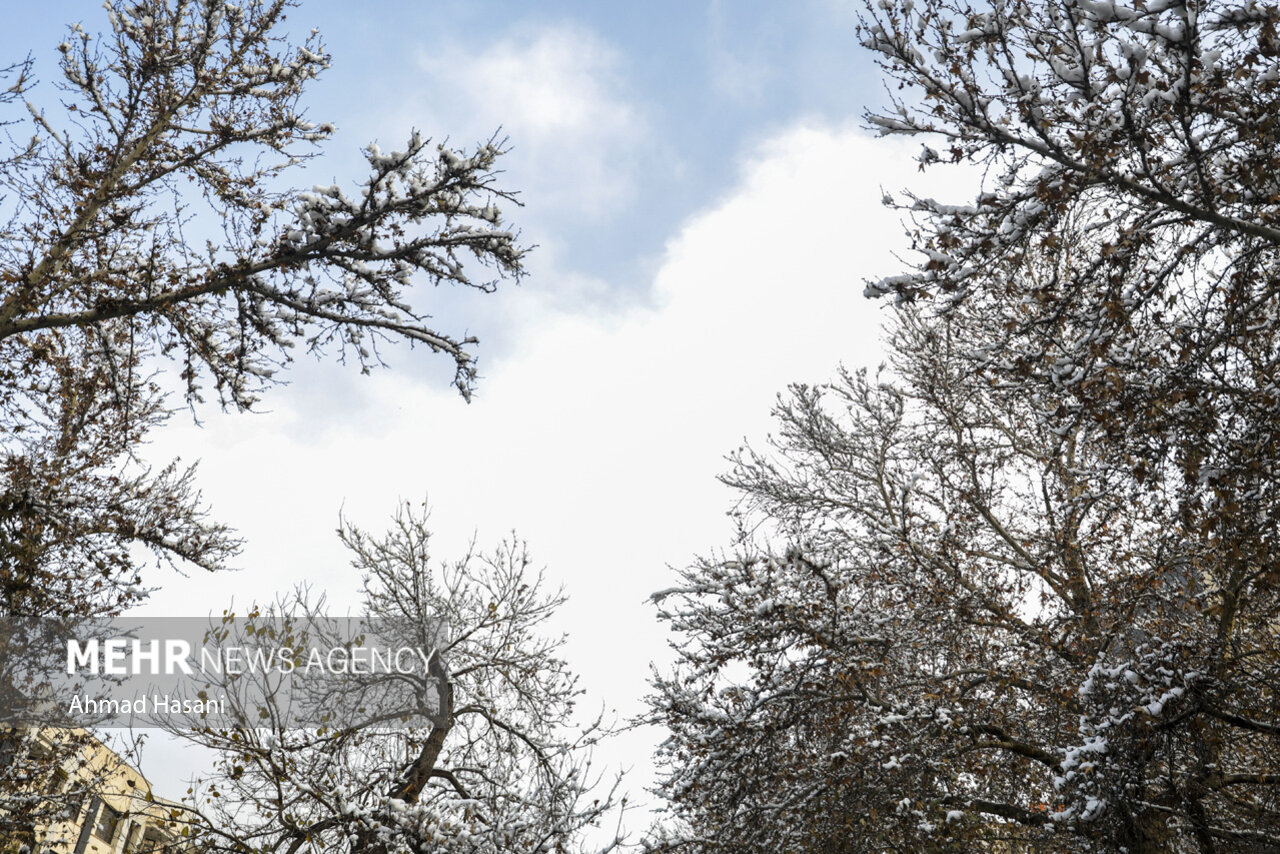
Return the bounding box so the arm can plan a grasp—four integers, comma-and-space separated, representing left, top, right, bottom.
136, 121, 977, 815
413, 24, 645, 217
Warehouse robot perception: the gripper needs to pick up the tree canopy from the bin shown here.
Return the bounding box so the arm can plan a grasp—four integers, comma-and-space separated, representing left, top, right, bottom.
0, 0, 524, 622
0, 1, 525, 843
647, 1, 1280, 851
174, 505, 621, 854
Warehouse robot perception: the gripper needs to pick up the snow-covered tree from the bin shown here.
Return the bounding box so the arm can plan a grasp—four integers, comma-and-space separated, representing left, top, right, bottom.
171, 504, 622, 854
648, 292, 1280, 852
0, 0, 524, 597
647, 3, 1280, 851
859, 0, 1280, 582
1, 0, 523, 408
0, 0, 524, 841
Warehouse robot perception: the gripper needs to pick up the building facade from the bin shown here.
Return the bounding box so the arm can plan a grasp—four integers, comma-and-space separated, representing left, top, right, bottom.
0, 729, 191, 854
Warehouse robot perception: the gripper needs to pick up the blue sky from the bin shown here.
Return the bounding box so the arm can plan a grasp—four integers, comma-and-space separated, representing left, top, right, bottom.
3, 0, 976, 836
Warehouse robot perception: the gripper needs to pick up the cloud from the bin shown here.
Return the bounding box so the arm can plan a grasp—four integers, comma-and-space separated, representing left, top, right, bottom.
413, 24, 645, 218
137, 121, 977, 812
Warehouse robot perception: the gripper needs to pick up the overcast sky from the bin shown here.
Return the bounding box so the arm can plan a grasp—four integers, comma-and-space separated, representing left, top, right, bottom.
4, 0, 976, 836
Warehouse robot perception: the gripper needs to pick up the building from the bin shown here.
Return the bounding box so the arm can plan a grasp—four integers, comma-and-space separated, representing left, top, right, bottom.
0, 728, 192, 854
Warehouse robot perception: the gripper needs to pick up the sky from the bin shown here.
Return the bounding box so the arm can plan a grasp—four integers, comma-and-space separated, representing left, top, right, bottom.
2, 0, 978, 839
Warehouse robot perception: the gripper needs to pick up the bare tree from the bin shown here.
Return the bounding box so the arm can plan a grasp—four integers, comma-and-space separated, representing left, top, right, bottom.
644, 3, 1280, 850
0, 0, 523, 407
169, 504, 623, 854
0, 0, 526, 602
646, 286, 1280, 851
858, 0, 1280, 600
0, 0, 525, 840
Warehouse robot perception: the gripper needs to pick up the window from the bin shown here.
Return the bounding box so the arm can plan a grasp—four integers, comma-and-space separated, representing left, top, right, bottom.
122, 821, 142, 853
44, 769, 85, 825
63, 783, 86, 825
139, 826, 173, 852
0, 733, 15, 770
46, 768, 69, 794
92, 804, 121, 842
